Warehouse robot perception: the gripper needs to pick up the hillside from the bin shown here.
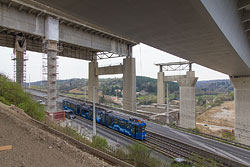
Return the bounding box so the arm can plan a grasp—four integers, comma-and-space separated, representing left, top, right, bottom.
29, 76, 179, 95
29, 77, 233, 99
196, 80, 233, 95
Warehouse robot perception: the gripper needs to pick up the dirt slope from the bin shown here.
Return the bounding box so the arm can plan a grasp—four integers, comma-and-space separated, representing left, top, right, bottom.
196, 101, 234, 136
0, 103, 113, 167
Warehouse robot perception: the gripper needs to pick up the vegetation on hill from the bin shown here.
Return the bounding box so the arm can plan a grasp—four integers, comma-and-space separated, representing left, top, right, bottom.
30, 77, 233, 96
195, 92, 234, 114
30, 77, 235, 107
136, 76, 179, 93
195, 80, 234, 114
0, 74, 45, 121
196, 80, 233, 96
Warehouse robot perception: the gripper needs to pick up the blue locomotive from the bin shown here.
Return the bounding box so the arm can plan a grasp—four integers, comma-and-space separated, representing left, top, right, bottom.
62, 99, 146, 140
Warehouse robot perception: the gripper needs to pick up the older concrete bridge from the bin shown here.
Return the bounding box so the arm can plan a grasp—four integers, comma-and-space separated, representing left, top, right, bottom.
1, 0, 250, 145
0, 0, 138, 113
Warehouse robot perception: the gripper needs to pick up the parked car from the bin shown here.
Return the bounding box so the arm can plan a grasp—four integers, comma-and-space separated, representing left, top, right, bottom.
65, 110, 76, 120
37, 100, 46, 105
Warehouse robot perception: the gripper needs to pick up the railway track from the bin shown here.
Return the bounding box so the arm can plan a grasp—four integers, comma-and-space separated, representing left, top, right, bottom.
145, 131, 248, 167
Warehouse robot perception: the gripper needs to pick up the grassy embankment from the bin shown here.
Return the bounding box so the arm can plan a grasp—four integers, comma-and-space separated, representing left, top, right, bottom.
0, 74, 45, 121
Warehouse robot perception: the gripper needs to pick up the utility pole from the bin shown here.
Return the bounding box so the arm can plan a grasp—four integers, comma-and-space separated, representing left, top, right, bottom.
84, 88, 87, 103
29, 74, 31, 89
93, 86, 96, 136
166, 83, 170, 124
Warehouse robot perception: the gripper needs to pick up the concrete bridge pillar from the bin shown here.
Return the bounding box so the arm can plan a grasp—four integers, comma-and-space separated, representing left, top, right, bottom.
16, 51, 24, 86
157, 71, 165, 104
88, 60, 99, 103
123, 57, 136, 111
178, 71, 198, 129
45, 16, 59, 114
231, 76, 250, 145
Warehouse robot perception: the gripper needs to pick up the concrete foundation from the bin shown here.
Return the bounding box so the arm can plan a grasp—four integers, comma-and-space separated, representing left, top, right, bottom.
45, 16, 59, 114
231, 77, 250, 145
88, 61, 99, 103
178, 71, 198, 129
123, 57, 136, 111
16, 51, 24, 86
157, 72, 165, 104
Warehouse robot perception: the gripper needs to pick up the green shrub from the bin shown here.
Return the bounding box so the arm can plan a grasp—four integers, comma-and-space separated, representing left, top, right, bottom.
221, 131, 235, 141
0, 96, 10, 105
189, 127, 200, 133
189, 153, 220, 167
137, 95, 157, 105
0, 74, 45, 121
127, 143, 162, 167
113, 147, 128, 160
92, 136, 108, 150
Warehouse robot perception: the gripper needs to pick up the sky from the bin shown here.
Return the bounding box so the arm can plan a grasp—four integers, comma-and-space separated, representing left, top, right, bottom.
0, 43, 228, 82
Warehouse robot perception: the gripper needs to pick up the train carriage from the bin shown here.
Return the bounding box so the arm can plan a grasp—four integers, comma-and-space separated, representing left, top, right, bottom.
62, 99, 146, 140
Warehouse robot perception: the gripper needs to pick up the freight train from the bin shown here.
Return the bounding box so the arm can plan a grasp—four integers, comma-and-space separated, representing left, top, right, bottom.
62, 99, 146, 140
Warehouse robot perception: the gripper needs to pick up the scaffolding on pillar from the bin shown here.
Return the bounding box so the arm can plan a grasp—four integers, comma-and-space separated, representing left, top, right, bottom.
12, 53, 16, 82
42, 53, 47, 88
42, 42, 61, 88
155, 61, 193, 72
42, 40, 61, 113
11, 52, 28, 85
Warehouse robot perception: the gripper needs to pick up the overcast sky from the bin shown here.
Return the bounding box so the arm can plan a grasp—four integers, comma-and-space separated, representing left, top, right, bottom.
0, 43, 228, 82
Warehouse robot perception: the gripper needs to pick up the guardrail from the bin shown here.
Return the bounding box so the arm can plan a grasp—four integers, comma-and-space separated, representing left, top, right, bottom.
167, 124, 250, 151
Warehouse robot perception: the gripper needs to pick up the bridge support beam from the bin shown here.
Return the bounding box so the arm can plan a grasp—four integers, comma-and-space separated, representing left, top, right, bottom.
88, 60, 99, 103
45, 16, 59, 114
123, 56, 136, 111
157, 71, 165, 104
16, 51, 24, 86
231, 76, 250, 145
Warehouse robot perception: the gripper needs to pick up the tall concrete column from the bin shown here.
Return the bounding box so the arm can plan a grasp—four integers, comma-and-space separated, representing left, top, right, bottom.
16, 51, 24, 86
45, 16, 59, 114
231, 76, 250, 145
123, 57, 136, 111
157, 72, 165, 104
178, 71, 198, 129
88, 60, 99, 103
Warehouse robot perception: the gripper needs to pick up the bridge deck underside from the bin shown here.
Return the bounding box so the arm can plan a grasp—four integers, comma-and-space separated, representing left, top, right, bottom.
32, 0, 250, 76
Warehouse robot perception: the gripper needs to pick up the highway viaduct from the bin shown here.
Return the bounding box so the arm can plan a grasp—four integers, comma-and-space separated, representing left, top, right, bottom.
1, 0, 250, 145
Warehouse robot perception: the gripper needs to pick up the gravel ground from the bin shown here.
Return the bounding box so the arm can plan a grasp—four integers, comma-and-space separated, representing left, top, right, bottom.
0, 103, 114, 167
196, 101, 234, 137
